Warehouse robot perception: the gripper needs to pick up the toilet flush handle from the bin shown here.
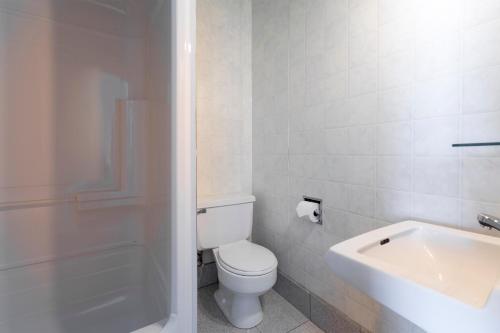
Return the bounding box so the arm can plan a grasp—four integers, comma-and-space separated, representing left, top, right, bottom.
197, 208, 207, 215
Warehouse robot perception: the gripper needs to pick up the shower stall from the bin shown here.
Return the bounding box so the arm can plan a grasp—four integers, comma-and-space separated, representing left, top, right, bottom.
0, 0, 196, 332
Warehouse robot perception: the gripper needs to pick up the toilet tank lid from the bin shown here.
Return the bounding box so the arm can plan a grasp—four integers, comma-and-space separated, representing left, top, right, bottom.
197, 194, 256, 209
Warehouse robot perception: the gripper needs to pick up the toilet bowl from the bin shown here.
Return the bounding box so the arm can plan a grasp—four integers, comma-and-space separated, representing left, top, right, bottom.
213, 240, 277, 328
196, 194, 278, 329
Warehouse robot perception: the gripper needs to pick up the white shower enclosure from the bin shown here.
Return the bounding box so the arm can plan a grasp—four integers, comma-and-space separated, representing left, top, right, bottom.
0, 0, 196, 332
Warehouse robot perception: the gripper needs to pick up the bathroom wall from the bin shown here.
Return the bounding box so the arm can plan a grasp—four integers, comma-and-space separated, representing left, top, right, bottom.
0, 0, 154, 326
252, 0, 500, 332
196, 0, 252, 198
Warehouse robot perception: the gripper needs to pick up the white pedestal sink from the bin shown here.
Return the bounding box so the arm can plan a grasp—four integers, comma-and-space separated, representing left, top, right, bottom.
325, 221, 500, 333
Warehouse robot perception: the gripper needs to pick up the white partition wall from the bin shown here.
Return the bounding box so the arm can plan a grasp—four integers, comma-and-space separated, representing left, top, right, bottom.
141, 1, 197, 332
166, 0, 197, 331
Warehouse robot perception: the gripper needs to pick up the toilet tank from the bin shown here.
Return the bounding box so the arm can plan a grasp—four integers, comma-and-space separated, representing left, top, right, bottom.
197, 194, 256, 251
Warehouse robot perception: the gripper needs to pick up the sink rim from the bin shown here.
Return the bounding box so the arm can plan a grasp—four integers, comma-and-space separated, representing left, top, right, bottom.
334, 221, 500, 254
329, 220, 500, 308
325, 220, 500, 333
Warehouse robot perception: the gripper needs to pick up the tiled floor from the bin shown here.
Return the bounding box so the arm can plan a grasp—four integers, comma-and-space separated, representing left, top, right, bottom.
198, 284, 324, 333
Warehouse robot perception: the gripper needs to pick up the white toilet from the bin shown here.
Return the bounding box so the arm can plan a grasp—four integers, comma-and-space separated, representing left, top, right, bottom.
197, 194, 278, 329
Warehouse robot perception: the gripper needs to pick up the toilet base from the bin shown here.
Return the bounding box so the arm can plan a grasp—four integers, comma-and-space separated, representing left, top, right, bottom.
214, 285, 263, 329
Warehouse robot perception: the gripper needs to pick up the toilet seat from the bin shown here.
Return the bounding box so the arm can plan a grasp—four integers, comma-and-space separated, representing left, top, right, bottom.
217, 240, 277, 276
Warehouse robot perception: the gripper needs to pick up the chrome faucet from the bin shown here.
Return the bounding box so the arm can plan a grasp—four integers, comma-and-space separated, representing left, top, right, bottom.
477, 213, 500, 231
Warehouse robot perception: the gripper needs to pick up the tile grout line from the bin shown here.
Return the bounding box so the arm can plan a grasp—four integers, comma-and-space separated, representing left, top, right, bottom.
286, 321, 305, 333
308, 291, 312, 324
286, 320, 314, 333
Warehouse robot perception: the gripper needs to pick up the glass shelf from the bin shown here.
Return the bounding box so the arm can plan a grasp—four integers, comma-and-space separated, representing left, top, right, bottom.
452, 142, 500, 147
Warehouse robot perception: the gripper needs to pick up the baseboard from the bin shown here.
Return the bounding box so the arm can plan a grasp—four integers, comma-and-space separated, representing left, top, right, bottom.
273, 272, 311, 318
273, 271, 367, 333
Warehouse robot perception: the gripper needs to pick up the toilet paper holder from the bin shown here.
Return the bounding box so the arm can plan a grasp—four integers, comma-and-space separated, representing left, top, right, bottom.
303, 196, 323, 225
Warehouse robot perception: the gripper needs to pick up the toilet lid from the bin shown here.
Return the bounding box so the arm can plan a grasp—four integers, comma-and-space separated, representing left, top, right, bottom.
218, 240, 277, 275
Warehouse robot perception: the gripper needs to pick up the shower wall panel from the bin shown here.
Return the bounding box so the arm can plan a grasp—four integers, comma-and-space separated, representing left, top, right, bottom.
0, 1, 155, 329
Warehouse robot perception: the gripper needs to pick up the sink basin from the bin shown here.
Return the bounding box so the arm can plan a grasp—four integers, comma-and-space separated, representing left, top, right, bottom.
325, 221, 500, 333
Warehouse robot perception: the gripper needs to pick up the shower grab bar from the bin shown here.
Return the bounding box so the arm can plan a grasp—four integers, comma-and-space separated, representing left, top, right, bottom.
0, 241, 137, 272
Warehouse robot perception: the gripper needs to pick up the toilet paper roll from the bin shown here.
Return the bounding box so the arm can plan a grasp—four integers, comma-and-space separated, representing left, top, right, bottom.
296, 200, 320, 223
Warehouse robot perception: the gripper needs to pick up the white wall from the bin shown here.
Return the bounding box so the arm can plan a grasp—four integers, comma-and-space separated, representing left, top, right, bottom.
196, 0, 252, 198
252, 0, 500, 332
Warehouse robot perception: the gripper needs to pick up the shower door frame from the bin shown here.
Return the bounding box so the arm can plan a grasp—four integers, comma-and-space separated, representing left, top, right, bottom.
163, 0, 197, 332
